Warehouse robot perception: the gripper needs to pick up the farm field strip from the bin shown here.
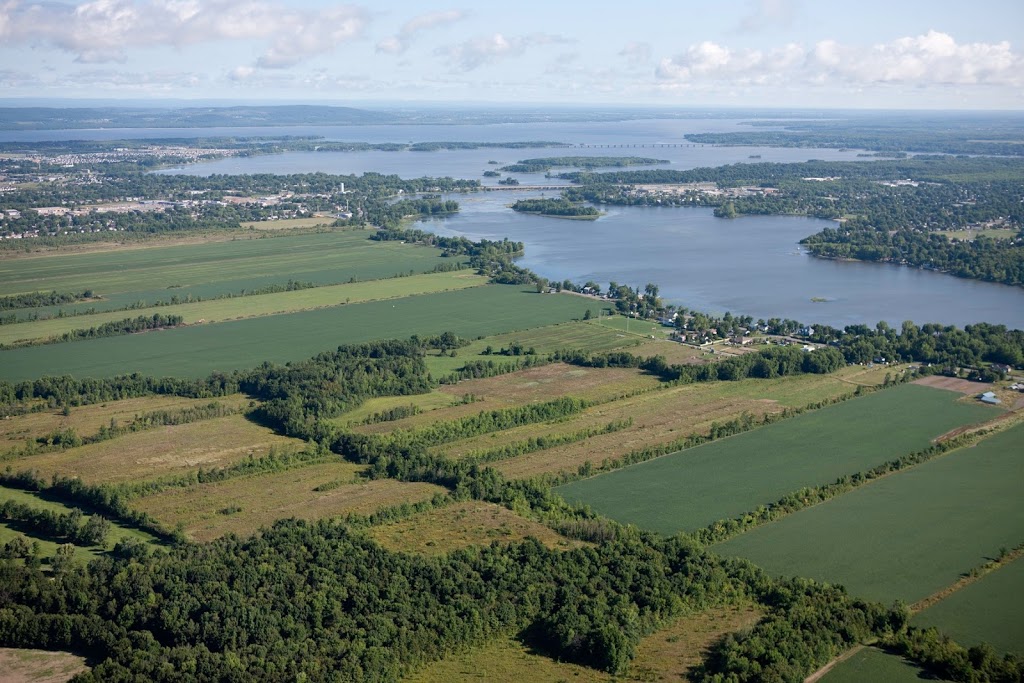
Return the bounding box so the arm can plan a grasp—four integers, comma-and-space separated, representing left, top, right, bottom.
0, 286, 595, 381
368, 501, 586, 555
714, 422, 1024, 605
555, 384, 997, 535
0, 270, 487, 345
353, 364, 661, 435
332, 392, 464, 428
132, 461, 446, 542
819, 647, 938, 683
0, 230, 449, 298
0, 394, 252, 450
451, 369, 892, 477
911, 554, 1024, 656
8, 414, 305, 485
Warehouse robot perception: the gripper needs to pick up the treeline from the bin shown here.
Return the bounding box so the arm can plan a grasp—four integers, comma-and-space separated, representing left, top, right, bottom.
0, 500, 111, 547
500, 156, 668, 172
511, 198, 600, 218
364, 196, 460, 229
371, 226, 534, 284
0, 290, 95, 311
802, 227, 1024, 287
1, 313, 185, 349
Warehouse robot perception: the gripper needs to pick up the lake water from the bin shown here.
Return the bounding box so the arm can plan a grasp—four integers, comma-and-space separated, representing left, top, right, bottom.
8, 119, 1023, 329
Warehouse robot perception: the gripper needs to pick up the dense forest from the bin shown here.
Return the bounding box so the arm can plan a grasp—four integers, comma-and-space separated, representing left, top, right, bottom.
510, 198, 600, 218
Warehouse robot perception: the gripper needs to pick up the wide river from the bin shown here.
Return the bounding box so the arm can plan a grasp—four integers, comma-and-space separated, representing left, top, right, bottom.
10, 119, 1023, 328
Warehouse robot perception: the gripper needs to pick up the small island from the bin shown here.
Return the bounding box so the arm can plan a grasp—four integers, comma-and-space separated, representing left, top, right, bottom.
500, 156, 669, 173
511, 198, 601, 219
483, 170, 501, 177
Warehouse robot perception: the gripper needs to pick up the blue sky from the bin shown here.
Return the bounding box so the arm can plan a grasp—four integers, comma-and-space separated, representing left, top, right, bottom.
1, 0, 1021, 108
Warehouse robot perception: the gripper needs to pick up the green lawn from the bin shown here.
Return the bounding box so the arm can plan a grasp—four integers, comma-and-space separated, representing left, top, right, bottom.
0, 286, 594, 380
912, 555, 1024, 656
820, 648, 942, 683
715, 423, 1024, 605
555, 384, 996, 534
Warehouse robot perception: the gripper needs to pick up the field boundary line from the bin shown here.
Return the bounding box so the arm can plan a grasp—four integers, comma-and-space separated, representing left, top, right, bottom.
909, 543, 1024, 614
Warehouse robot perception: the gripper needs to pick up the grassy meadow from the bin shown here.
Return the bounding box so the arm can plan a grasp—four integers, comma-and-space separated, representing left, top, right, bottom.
554, 384, 996, 533
714, 423, 1024, 604
820, 648, 939, 683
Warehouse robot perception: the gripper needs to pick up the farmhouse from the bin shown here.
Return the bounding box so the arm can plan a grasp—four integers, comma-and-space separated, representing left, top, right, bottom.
979, 391, 1002, 405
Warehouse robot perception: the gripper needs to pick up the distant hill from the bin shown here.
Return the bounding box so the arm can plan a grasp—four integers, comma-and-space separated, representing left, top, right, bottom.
0, 105, 400, 130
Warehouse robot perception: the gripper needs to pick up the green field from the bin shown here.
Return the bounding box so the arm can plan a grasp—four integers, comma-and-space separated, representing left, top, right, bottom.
0, 230, 454, 315
555, 384, 996, 534
715, 423, 1024, 605
820, 647, 941, 683
0, 485, 161, 563
0, 270, 486, 345
912, 556, 1024, 656
0, 286, 593, 380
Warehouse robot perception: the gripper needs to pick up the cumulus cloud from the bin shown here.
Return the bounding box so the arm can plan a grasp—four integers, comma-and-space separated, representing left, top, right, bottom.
376, 9, 467, 55
618, 41, 651, 67
0, 0, 368, 66
437, 32, 572, 71
656, 32, 1023, 88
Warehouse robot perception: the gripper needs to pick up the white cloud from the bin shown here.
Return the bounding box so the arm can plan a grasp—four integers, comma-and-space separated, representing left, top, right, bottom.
377, 9, 468, 55
438, 32, 572, 71
656, 32, 1023, 88
0, 0, 368, 66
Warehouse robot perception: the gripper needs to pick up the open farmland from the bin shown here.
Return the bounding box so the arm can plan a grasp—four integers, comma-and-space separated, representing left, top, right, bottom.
0, 394, 252, 451
368, 501, 585, 555
912, 555, 1024, 656
404, 604, 761, 683
0, 229, 454, 317
352, 364, 660, 435
421, 318, 647, 377
0, 270, 487, 345
0, 286, 594, 381
819, 648, 937, 683
132, 461, 446, 542
0, 647, 89, 683
9, 414, 305, 484
481, 370, 941, 480
0, 485, 162, 562
555, 384, 997, 534
714, 423, 1024, 605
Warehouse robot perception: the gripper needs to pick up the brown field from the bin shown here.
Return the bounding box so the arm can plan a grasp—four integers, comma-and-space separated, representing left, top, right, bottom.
403, 603, 761, 683
453, 370, 874, 480
354, 364, 661, 435
0, 394, 252, 452
914, 375, 990, 394
368, 501, 587, 555
10, 414, 304, 484
330, 392, 460, 428
240, 216, 334, 231
628, 340, 710, 365
0, 648, 88, 683
133, 461, 446, 542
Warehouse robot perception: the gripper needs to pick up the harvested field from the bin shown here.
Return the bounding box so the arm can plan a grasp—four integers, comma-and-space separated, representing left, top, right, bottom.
10, 414, 304, 484
628, 340, 709, 365
715, 422, 1024, 605
556, 384, 997, 535
368, 501, 585, 555
404, 604, 761, 683
0, 394, 252, 452
331, 392, 459, 428
133, 461, 446, 542
914, 375, 989, 394
239, 217, 334, 230
476, 370, 881, 479
0, 648, 88, 683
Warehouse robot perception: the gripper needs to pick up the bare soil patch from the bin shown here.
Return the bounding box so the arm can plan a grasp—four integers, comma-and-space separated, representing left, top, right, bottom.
0, 648, 88, 683
914, 375, 986, 394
